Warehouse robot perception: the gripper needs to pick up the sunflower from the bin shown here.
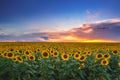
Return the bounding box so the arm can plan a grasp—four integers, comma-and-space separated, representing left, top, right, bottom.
9, 48, 14, 52
103, 53, 111, 59
0, 52, 2, 56
74, 53, 80, 60
87, 51, 92, 56
78, 63, 85, 70
79, 55, 86, 62
16, 56, 23, 63
101, 59, 109, 66
118, 62, 120, 67
42, 51, 49, 58
2, 52, 8, 58
61, 53, 69, 61
96, 53, 103, 60
24, 50, 31, 56
53, 51, 59, 57
112, 50, 118, 55
12, 57, 17, 62
69, 53, 72, 57
6, 52, 14, 58
28, 55, 35, 61
38, 57, 42, 60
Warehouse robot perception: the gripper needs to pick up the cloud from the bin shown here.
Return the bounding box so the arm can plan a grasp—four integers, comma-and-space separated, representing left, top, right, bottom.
86, 10, 100, 19
0, 18, 120, 42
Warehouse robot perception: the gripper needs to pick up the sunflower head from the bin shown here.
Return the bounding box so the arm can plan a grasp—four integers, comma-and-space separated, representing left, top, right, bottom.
38, 57, 42, 60
7, 52, 14, 58
79, 55, 86, 62
61, 53, 69, 61
96, 53, 103, 60
16, 56, 23, 63
12, 57, 17, 62
74, 53, 80, 60
101, 59, 109, 66
24, 50, 31, 56
53, 51, 59, 57
112, 50, 118, 55
78, 63, 85, 70
118, 62, 120, 67
42, 51, 49, 59
103, 53, 111, 59
28, 55, 36, 61
87, 51, 92, 56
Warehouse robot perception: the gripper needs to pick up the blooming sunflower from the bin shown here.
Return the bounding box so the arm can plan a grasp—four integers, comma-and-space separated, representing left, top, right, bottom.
96, 53, 103, 60
28, 55, 36, 61
38, 57, 42, 60
112, 50, 118, 55
12, 57, 17, 62
103, 53, 111, 59
87, 51, 92, 56
78, 63, 85, 70
61, 53, 69, 61
118, 62, 120, 67
6, 52, 14, 58
42, 51, 49, 59
79, 55, 86, 62
24, 50, 31, 56
53, 51, 59, 57
101, 59, 109, 66
74, 53, 80, 60
16, 56, 23, 63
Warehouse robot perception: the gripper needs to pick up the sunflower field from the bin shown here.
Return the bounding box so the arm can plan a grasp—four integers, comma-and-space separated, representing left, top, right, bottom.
0, 42, 120, 80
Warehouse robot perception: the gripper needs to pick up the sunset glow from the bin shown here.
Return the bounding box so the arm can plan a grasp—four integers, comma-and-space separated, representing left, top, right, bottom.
0, 0, 120, 42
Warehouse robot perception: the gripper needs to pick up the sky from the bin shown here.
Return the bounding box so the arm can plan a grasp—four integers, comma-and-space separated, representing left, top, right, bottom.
0, 0, 120, 42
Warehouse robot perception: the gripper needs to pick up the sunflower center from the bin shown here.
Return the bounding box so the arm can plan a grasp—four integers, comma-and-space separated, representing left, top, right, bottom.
54, 52, 57, 55
8, 53, 13, 57
30, 56, 34, 59
43, 52, 48, 56
26, 51, 29, 55
17, 57, 22, 61
104, 55, 108, 58
63, 55, 68, 58
103, 61, 107, 64
10, 48, 14, 51
98, 54, 102, 58
80, 56, 85, 60
75, 54, 79, 57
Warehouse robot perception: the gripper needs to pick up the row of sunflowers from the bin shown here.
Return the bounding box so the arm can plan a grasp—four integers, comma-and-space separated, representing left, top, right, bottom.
0, 42, 120, 80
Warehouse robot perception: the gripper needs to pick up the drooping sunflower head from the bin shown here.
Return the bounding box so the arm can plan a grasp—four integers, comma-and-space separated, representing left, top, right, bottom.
38, 57, 42, 60
78, 63, 85, 70
96, 53, 103, 60
101, 59, 109, 66
42, 51, 49, 59
61, 53, 69, 61
74, 53, 80, 60
79, 55, 86, 62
